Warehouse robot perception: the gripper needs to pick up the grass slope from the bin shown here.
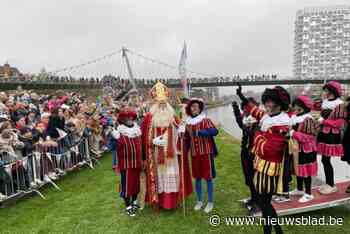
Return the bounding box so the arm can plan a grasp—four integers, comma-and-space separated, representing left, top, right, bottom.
0, 131, 349, 234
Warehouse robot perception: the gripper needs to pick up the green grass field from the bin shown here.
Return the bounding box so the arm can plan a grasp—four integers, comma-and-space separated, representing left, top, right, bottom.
0, 131, 350, 234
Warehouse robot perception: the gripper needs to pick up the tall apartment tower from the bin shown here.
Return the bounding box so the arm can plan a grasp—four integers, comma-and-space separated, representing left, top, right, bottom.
294, 6, 350, 80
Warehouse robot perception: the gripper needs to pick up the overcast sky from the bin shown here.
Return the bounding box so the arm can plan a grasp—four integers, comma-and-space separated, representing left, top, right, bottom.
1, 0, 350, 78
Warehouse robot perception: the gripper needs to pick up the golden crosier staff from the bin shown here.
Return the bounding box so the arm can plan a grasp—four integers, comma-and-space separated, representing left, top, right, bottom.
180, 128, 186, 217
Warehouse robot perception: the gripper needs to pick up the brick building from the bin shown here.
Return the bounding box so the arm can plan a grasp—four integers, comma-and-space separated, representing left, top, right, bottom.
0, 63, 21, 78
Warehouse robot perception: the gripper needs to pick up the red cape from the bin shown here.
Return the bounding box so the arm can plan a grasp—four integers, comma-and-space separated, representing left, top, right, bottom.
141, 113, 193, 209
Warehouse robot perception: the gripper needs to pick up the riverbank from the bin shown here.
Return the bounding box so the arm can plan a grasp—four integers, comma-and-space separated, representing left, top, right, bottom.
0, 130, 349, 233
207, 104, 242, 139
206, 101, 231, 109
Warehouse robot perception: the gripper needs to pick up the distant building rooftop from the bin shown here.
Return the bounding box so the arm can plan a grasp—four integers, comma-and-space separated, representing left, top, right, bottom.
0, 63, 22, 78
296, 5, 350, 16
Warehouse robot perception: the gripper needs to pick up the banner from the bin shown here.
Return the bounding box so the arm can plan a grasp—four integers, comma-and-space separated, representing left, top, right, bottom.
178, 42, 189, 97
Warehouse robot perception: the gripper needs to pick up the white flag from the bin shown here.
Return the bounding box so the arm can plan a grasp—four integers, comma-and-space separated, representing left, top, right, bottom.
178, 42, 189, 97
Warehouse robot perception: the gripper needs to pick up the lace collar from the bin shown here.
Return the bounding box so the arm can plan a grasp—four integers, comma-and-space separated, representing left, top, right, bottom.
117, 124, 141, 138
260, 112, 291, 132
322, 98, 343, 110
186, 113, 206, 125
291, 113, 312, 125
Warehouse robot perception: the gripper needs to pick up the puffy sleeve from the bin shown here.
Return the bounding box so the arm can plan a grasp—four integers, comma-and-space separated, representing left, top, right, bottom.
111, 129, 120, 139
244, 103, 265, 122
253, 131, 286, 162
292, 131, 315, 144
322, 119, 346, 129
197, 119, 218, 137
322, 104, 348, 129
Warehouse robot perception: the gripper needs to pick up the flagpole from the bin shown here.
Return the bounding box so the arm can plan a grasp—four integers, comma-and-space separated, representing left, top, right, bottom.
178, 41, 188, 216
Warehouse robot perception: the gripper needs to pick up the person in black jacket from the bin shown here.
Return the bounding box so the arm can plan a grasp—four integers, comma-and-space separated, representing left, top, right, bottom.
232, 84, 259, 212
341, 97, 350, 192
45, 108, 65, 140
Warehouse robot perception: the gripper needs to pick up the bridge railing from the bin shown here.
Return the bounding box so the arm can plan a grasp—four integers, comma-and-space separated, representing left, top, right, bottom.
1, 75, 349, 90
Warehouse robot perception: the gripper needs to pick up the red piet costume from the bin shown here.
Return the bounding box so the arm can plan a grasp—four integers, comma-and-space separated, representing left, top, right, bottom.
181, 98, 218, 213
250, 110, 290, 194
291, 96, 318, 178
317, 81, 347, 190
183, 113, 218, 179
245, 86, 291, 195
318, 105, 346, 157
112, 111, 142, 199
289, 95, 319, 199
246, 86, 290, 234
117, 131, 142, 197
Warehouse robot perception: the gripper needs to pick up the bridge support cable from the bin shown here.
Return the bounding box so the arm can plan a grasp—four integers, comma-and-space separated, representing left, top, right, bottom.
124, 48, 217, 79
47, 46, 219, 82
48, 49, 123, 76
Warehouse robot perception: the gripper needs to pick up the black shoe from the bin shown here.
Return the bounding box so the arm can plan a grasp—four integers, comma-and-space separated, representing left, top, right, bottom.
245, 198, 258, 210
125, 206, 136, 217
245, 199, 255, 208
241, 198, 251, 206
132, 203, 140, 212
248, 206, 261, 217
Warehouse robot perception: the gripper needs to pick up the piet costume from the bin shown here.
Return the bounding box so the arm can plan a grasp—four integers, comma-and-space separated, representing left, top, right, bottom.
111, 109, 142, 216
289, 95, 319, 203
318, 81, 346, 157
233, 88, 259, 209
181, 98, 218, 213
141, 82, 192, 210
245, 86, 291, 234
246, 87, 291, 195
317, 81, 347, 194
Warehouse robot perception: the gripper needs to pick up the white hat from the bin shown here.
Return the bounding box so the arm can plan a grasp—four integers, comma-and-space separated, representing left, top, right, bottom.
61, 104, 70, 110
0, 113, 9, 120
41, 112, 51, 119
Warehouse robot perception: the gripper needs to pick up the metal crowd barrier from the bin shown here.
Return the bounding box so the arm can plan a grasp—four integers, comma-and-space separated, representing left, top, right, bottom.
0, 130, 107, 207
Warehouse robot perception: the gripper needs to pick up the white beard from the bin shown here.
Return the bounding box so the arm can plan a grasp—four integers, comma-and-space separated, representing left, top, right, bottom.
150, 103, 175, 127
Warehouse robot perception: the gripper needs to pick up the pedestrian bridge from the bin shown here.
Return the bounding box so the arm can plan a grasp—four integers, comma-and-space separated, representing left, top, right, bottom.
0, 79, 101, 91
0, 78, 348, 91
142, 78, 350, 88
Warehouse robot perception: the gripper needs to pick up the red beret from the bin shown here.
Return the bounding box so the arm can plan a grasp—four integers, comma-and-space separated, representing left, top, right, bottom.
296, 95, 313, 110
117, 110, 137, 123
